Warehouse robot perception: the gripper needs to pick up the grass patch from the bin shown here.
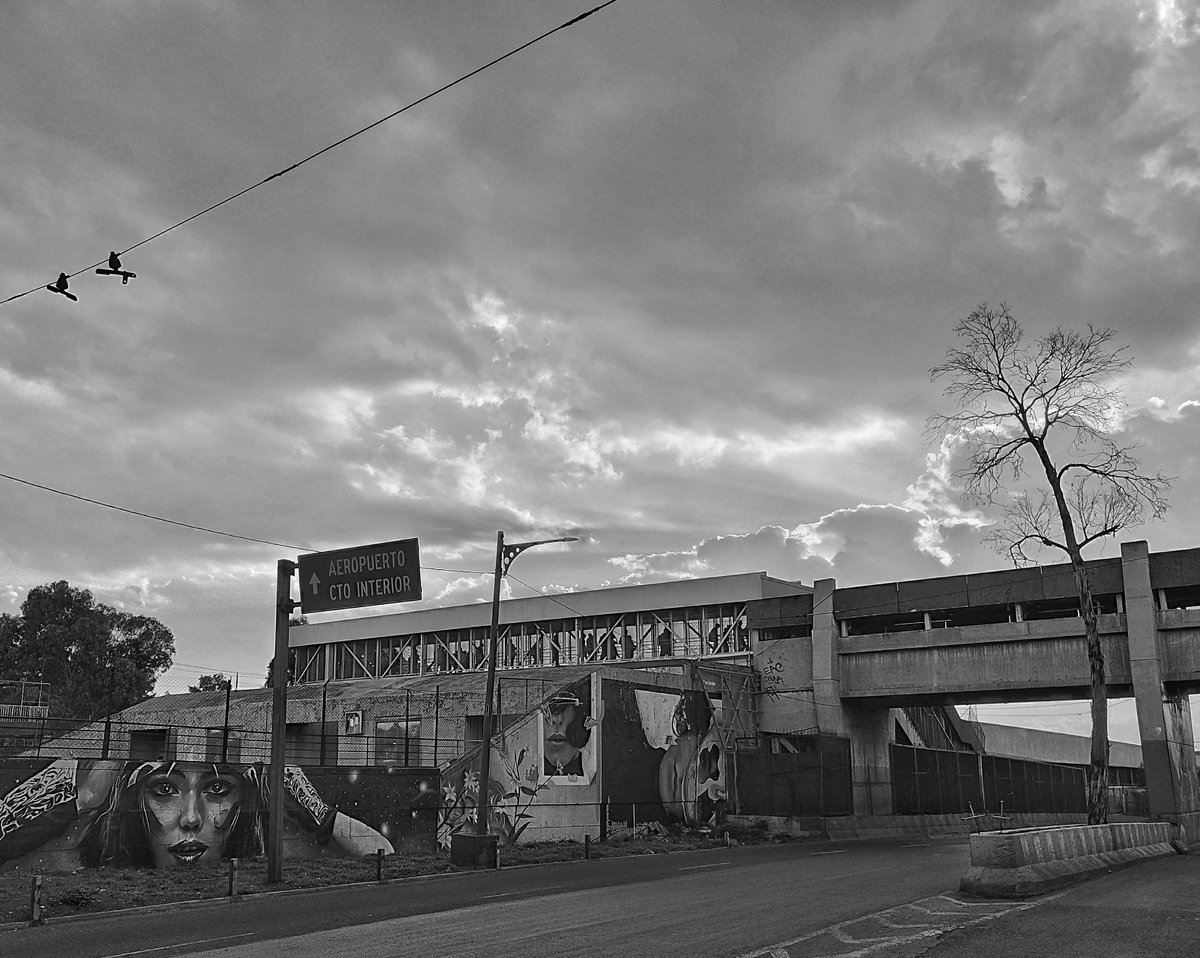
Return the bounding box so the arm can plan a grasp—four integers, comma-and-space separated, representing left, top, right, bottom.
1, 824, 778, 925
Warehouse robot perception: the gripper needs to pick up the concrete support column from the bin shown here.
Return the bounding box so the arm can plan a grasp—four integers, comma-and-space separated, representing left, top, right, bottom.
1121, 540, 1200, 841
811, 577, 894, 816
847, 705, 894, 817
812, 579, 843, 736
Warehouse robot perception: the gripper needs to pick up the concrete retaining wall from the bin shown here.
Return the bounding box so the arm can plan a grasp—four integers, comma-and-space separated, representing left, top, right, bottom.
959, 822, 1180, 898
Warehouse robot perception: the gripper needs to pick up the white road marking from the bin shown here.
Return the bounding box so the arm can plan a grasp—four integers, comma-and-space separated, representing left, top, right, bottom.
679, 861, 730, 870
737, 891, 1059, 958
481, 885, 563, 900
103, 934, 255, 957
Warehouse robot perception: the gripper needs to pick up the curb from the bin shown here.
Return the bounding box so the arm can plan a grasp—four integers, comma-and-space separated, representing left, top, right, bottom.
0, 865, 478, 933
1, 841, 746, 932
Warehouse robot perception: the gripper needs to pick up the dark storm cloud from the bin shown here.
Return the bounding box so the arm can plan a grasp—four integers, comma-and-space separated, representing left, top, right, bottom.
2, 0, 1199, 743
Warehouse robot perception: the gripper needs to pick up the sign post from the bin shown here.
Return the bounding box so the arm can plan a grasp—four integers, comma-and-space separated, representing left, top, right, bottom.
267, 558, 296, 884
268, 538, 422, 884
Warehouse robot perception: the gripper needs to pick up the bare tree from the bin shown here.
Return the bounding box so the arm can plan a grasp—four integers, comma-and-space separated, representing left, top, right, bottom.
928, 303, 1170, 825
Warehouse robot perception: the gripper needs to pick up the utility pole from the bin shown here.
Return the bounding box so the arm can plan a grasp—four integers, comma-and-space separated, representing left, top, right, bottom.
451, 531, 576, 868
267, 559, 296, 884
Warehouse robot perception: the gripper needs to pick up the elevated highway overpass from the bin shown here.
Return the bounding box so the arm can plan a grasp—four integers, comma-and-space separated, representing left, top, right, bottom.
838, 607, 1200, 704
751, 541, 1200, 840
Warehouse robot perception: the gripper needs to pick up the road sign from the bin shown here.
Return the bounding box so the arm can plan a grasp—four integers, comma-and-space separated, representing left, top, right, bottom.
298, 538, 422, 613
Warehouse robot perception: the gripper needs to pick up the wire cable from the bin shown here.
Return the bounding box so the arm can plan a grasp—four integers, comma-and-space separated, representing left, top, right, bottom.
507, 571, 587, 618
0, 468, 508, 576
0, 0, 618, 308
0, 468, 521, 574
0, 470, 311, 550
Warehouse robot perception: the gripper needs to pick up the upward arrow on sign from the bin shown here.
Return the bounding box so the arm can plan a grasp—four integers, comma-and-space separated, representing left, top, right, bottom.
308, 572, 321, 594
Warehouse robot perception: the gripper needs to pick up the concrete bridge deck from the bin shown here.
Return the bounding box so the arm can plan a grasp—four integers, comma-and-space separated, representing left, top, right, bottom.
839, 608, 1200, 704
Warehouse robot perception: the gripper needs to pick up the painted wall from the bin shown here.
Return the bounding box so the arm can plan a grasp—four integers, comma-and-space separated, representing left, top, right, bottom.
437, 674, 730, 847
438, 676, 601, 847
752, 634, 816, 734
601, 680, 726, 832
0, 758, 437, 872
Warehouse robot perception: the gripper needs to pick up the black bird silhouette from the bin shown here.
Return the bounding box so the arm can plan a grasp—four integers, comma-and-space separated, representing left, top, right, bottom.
46, 273, 77, 301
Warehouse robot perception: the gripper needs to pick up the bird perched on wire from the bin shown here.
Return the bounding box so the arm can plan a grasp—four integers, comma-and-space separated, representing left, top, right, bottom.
46, 273, 77, 301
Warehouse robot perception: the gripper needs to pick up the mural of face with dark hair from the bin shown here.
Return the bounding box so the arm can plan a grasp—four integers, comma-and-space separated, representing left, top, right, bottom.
658, 696, 725, 825
138, 764, 245, 867
544, 702, 580, 771
542, 691, 591, 776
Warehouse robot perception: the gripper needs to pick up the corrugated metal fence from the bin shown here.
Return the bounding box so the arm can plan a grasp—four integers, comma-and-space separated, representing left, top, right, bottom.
892, 743, 1088, 815
735, 735, 852, 817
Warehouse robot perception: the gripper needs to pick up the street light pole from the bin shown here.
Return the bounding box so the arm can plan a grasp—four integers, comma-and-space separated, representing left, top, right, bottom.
475, 531, 578, 843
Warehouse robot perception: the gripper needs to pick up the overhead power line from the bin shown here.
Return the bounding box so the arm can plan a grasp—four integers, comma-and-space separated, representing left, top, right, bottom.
0, 468, 501, 573
508, 571, 587, 619
0, 470, 311, 550
1, 0, 619, 308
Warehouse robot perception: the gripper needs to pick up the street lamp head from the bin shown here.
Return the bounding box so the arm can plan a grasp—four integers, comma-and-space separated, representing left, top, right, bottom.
498, 534, 578, 577
512, 535, 578, 548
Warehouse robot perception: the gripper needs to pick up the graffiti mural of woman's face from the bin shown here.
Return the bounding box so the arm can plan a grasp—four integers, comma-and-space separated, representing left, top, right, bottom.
140, 765, 244, 867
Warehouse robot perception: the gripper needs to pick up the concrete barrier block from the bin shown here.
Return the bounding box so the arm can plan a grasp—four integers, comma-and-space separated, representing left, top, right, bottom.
960, 823, 1177, 899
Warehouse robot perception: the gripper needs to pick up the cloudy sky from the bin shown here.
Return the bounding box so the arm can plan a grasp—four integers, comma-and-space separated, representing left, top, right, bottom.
2, 1, 1198, 744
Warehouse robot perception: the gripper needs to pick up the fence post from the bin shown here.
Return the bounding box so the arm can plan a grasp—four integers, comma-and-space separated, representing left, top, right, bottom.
101, 713, 112, 760
434, 685, 440, 766
818, 748, 825, 817
912, 750, 921, 817
29, 876, 44, 926
319, 680, 328, 766
934, 748, 943, 816
227, 858, 239, 898
376, 847, 385, 883
223, 682, 233, 764
404, 690, 411, 765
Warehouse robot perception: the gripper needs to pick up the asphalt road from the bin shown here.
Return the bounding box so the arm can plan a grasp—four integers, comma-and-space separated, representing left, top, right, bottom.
7, 839, 1196, 957
1, 838, 974, 958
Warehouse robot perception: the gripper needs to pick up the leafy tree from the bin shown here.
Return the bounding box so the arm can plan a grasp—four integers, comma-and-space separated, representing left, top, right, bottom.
0, 581, 175, 719
929, 304, 1170, 824
262, 616, 306, 687
264, 650, 297, 688
189, 673, 232, 693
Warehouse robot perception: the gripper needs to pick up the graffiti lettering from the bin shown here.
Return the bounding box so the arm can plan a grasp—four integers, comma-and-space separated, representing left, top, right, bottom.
760, 657, 785, 700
